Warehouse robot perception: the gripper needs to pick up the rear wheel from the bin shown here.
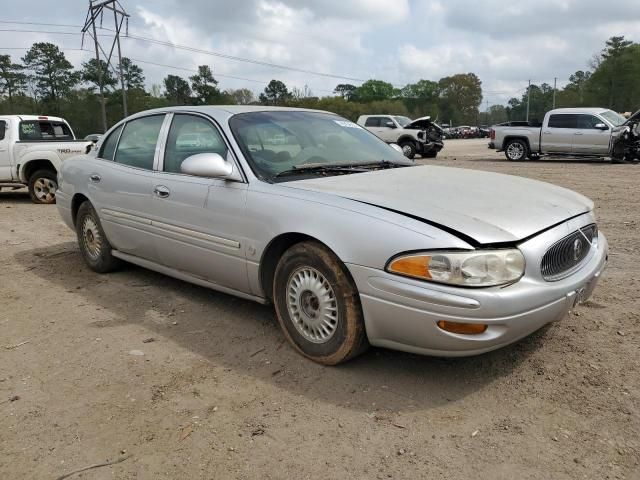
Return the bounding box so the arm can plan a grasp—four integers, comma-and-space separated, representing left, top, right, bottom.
399, 141, 416, 159
28, 169, 58, 204
504, 139, 528, 161
76, 201, 122, 273
273, 241, 368, 365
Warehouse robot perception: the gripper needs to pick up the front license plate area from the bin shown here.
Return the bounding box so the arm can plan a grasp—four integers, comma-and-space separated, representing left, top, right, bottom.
570, 277, 597, 310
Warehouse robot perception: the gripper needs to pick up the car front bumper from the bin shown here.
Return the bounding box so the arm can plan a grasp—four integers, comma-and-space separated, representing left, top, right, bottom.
418, 140, 444, 154
347, 226, 608, 357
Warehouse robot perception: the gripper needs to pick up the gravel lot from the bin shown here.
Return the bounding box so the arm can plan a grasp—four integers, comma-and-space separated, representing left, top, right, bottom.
1, 138, 638, 479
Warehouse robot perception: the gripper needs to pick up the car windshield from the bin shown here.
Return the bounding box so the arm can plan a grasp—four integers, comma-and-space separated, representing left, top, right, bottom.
394, 116, 412, 127
599, 110, 627, 127
229, 111, 410, 182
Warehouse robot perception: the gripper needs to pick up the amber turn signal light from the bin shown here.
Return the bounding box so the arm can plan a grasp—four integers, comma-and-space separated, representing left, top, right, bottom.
437, 320, 488, 335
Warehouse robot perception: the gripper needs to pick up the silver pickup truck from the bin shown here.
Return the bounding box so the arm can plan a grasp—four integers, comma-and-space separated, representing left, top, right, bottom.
489, 108, 628, 162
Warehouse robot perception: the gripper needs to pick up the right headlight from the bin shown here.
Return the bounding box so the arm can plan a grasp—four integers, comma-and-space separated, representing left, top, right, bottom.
387, 249, 525, 287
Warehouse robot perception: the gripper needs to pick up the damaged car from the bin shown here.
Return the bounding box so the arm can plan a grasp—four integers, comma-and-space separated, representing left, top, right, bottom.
611, 109, 640, 163
357, 114, 444, 159
56, 106, 608, 365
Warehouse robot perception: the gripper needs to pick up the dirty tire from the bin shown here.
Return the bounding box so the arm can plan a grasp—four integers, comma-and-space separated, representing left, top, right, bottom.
504, 139, 528, 161
28, 169, 58, 204
76, 201, 122, 273
273, 241, 369, 365
399, 141, 416, 159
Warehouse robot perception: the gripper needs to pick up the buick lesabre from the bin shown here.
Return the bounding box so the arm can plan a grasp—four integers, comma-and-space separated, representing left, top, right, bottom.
56, 106, 608, 364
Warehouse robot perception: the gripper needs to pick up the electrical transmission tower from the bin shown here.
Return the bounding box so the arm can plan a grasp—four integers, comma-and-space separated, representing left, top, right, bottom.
81, 0, 130, 133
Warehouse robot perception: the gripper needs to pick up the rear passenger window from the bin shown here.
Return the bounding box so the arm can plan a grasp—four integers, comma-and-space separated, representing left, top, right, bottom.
18, 121, 73, 140
0, 121, 6, 140
99, 124, 123, 161
114, 115, 165, 170
548, 114, 578, 129
364, 117, 380, 127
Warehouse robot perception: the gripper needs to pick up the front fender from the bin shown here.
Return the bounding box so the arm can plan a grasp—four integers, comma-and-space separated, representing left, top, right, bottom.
244, 183, 472, 296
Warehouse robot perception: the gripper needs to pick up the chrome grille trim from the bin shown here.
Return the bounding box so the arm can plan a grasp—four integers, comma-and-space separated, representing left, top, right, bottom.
541, 224, 598, 281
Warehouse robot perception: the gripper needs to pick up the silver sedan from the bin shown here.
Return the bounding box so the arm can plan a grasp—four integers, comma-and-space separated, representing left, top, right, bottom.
56, 106, 608, 364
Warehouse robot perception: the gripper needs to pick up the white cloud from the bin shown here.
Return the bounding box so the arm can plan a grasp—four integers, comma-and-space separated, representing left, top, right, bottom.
0, 0, 636, 105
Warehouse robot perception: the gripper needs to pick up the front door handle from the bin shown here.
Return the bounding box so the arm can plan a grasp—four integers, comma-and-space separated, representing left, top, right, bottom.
154, 185, 170, 198
89, 174, 101, 183
574, 132, 583, 135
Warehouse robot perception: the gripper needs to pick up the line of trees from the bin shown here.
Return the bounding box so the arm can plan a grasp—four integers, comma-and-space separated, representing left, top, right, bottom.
0, 36, 637, 137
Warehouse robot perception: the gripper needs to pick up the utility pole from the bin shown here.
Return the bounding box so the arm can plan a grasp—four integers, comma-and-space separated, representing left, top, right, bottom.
485, 99, 489, 124
81, 0, 130, 132
552, 77, 557, 109
526, 79, 531, 122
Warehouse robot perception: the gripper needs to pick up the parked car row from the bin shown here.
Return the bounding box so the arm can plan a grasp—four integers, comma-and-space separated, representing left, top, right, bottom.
442, 125, 490, 139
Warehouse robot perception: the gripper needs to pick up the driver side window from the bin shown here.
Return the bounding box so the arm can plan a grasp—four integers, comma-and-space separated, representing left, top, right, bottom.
164, 114, 229, 174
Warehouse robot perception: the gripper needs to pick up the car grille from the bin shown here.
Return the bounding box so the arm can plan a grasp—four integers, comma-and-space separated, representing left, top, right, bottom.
541, 224, 598, 281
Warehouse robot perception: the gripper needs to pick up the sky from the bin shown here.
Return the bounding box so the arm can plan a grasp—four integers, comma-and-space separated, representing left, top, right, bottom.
1, 0, 639, 108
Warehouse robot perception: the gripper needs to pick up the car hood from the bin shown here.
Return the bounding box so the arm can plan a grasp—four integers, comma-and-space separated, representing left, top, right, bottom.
623, 109, 640, 126
406, 116, 443, 132
285, 165, 593, 245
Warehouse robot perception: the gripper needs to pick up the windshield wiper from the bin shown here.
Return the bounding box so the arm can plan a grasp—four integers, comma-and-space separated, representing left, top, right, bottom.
274, 164, 368, 178
347, 160, 410, 169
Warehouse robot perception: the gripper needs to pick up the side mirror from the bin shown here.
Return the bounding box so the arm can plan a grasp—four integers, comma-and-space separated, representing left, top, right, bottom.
181, 152, 233, 178
385, 121, 396, 129
594, 123, 608, 130
390, 143, 404, 154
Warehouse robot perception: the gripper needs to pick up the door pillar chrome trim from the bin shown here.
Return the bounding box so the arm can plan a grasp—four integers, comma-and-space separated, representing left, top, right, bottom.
154, 113, 174, 172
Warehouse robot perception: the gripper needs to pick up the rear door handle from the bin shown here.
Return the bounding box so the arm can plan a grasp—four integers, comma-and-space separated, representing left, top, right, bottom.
574, 132, 583, 135
154, 185, 170, 198
89, 174, 101, 183
543, 131, 551, 134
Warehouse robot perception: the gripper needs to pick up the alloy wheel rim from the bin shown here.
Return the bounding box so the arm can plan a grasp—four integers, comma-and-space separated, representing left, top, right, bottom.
402, 145, 413, 156
286, 267, 339, 344
82, 216, 102, 260
34, 178, 57, 202
507, 143, 524, 160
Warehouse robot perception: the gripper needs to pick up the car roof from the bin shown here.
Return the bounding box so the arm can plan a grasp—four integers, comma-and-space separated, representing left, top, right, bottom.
549, 108, 611, 115
125, 105, 336, 123
15, 115, 66, 122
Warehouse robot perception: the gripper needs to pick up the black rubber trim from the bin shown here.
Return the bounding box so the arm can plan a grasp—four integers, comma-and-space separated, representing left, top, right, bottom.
353, 200, 592, 249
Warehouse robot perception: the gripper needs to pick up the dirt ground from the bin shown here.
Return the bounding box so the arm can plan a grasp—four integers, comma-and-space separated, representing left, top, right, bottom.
1, 139, 639, 479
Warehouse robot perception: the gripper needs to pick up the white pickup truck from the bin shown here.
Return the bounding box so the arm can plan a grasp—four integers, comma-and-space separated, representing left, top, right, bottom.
489, 108, 628, 162
0, 115, 92, 203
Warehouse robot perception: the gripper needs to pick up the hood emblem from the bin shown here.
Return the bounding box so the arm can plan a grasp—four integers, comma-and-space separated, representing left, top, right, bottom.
573, 238, 583, 261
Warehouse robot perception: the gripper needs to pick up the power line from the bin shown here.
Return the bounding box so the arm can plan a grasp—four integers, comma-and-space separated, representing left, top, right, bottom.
0, 20, 85, 29
0, 25, 366, 83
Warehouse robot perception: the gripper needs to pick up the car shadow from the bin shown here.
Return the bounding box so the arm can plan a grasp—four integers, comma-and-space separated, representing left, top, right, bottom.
14, 242, 549, 413
0, 189, 31, 203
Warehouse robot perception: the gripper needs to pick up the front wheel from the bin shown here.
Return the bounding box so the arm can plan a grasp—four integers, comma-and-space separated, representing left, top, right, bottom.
504, 139, 529, 161
273, 241, 369, 365
28, 169, 58, 204
76, 202, 122, 273
399, 141, 416, 159
423, 151, 438, 159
